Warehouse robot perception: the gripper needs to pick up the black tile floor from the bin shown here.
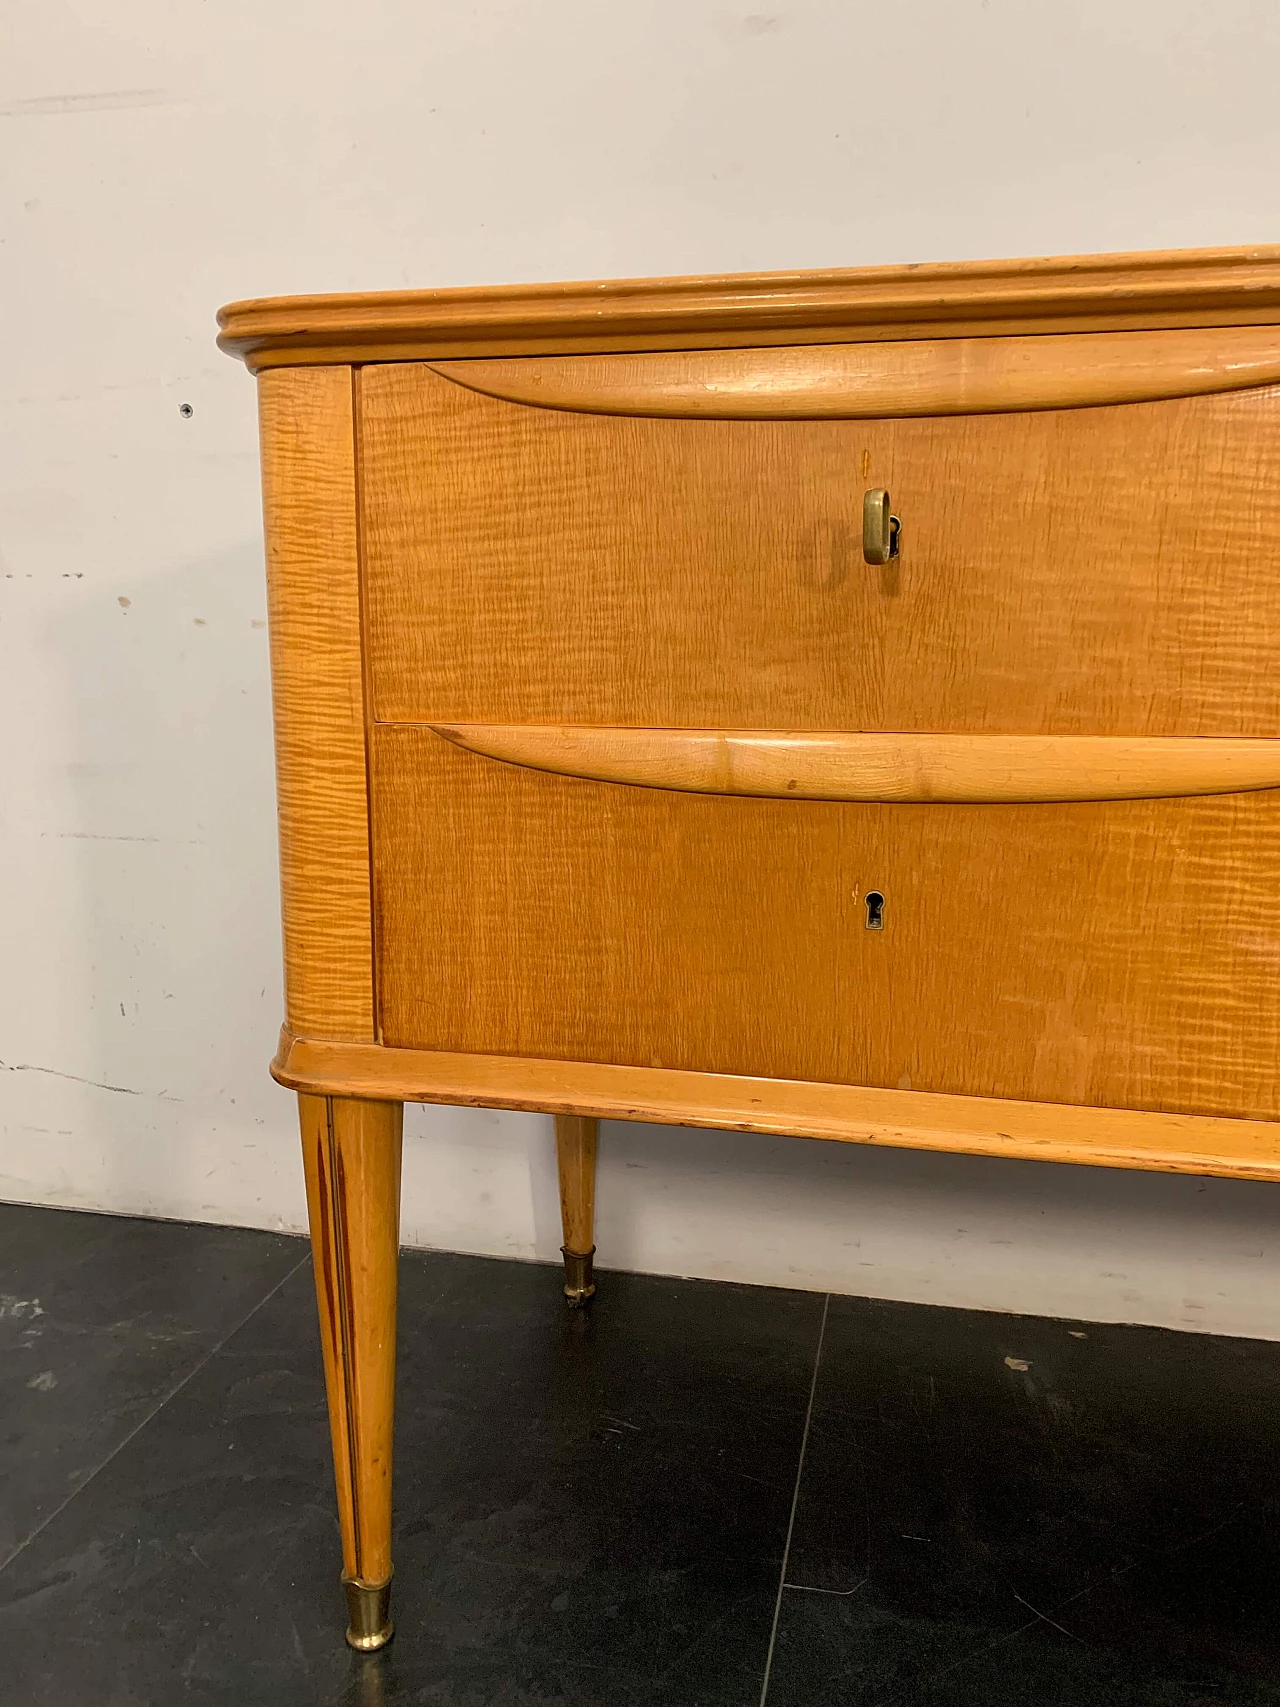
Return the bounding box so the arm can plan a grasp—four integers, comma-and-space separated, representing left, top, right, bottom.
3, 1203, 1280, 1705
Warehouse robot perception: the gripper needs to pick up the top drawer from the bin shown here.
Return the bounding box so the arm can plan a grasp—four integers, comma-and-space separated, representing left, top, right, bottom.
359, 357, 1280, 734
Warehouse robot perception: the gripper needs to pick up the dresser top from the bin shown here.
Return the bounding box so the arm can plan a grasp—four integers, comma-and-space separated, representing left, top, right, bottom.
217, 243, 1280, 372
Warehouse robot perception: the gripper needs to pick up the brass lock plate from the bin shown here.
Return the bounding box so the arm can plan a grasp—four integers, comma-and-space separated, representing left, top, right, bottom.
863, 488, 901, 565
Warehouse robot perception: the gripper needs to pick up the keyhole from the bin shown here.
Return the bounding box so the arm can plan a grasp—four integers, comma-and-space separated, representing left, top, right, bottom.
865, 890, 885, 931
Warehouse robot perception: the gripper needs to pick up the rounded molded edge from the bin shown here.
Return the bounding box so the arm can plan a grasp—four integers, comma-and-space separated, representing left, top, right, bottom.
217, 244, 1280, 370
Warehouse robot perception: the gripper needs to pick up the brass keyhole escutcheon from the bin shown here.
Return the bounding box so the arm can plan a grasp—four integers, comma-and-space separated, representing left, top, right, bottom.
863, 488, 901, 565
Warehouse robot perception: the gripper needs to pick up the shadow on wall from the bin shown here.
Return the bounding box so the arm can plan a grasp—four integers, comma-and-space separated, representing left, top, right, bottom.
33, 536, 293, 1221
588, 1116, 1280, 1339
399, 1096, 1280, 1341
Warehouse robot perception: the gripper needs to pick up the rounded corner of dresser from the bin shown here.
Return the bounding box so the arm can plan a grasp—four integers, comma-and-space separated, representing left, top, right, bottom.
270, 1026, 301, 1088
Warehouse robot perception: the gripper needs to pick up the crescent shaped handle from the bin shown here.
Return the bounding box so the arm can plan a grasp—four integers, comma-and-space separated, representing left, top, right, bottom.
427, 726, 1280, 805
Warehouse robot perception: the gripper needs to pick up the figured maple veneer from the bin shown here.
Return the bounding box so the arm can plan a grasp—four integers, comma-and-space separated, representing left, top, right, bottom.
430, 725, 1280, 804
368, 725, 1280, 1122
429, 326, 1280, 420
360, 366, 1280, 735
258, 367, 374, 1041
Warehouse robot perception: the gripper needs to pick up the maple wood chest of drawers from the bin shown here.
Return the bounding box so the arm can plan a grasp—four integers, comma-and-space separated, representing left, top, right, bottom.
219, 244, 1280, 1648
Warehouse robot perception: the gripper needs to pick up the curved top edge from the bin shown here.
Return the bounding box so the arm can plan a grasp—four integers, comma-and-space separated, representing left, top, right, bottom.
217, 243, 1280, 369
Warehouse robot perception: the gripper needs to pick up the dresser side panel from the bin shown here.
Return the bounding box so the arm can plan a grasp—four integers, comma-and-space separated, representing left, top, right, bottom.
258, 366, 375, 1040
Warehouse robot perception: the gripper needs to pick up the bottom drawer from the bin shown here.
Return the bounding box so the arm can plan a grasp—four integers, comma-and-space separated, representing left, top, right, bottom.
369, 725, 1280, 1121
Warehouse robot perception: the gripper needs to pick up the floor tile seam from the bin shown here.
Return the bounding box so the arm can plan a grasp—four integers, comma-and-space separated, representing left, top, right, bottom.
758, 1291, 831, 1707
0, 1250, 312, 1577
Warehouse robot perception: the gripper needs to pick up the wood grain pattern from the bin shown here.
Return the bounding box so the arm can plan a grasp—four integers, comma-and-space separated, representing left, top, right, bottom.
360, 366, 1280, 735
259, 367, 375, 1039
554, 1114, 597, 1255
429, 326, 1280, 419
369, 726, 1280, 1122
298, 1092, 403, 1585
275, 1032, 1280, 1186
430, 725, 1280, 804
218, 244, 1280, 369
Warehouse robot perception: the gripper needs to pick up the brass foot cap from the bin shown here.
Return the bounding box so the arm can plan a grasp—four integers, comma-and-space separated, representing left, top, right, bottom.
562, 1246, 596, 1308
343, 1574, 394, 1652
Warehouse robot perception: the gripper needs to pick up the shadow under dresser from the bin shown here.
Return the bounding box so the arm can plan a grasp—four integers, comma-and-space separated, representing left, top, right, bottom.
218, 242, 1280, 1650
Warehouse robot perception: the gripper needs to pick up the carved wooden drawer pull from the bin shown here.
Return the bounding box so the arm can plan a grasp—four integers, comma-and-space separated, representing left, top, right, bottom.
429, 725, 1280, 805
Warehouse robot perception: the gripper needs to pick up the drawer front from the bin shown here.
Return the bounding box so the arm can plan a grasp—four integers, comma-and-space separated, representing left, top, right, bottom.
361, 362, 1280, 735
370, 727, 1280, 1121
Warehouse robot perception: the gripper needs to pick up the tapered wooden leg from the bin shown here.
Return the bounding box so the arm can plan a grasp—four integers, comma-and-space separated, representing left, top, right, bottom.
298, 1093, 403, 1650
554, 1113, 598, 1306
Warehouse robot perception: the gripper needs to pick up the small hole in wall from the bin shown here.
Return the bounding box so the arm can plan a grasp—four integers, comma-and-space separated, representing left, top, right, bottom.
865, 890, 885, 931
179, 402, 194, 418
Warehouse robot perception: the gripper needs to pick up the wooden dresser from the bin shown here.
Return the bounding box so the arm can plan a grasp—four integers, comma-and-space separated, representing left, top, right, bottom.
219, 244, 1280, 1650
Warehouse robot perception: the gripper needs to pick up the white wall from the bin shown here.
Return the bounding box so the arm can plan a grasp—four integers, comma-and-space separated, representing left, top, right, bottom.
4, 1, 1280, 1338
